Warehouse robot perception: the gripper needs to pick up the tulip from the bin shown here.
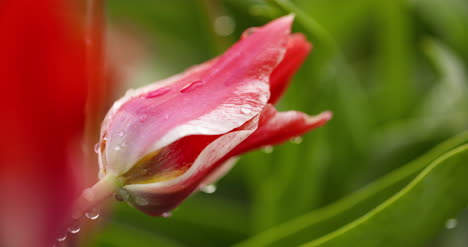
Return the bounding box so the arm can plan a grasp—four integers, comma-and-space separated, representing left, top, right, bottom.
77, 15, 331, 218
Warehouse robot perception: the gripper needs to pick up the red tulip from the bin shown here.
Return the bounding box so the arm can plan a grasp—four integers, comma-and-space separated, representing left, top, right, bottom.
80, 15, 331, 217
0, 0, 92, 246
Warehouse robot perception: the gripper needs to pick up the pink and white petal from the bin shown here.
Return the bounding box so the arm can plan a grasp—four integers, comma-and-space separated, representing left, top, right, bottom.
123, 117, 259, 216
101, 16, 294, 176
199, 156, 239, 188
230, 104, 332, 156
269, 33, 312, 104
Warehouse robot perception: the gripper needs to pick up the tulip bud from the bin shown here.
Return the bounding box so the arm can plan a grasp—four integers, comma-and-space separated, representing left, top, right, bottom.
88, 15, 331, 216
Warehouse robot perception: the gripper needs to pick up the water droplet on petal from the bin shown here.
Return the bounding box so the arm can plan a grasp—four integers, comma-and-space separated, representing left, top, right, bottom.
162, 212, 172, 218
240, 104, 252, 114
164, 114, 170, 119
262, 146, 274, 153
94, 142, 100, 153
114, 192, 123, 202
180, 80, 204, 93
56, 232, 67, 242
135, 197, 149, 206
146, 87, 170, 98
85, 208, 100, 220
291, 137, 303, 144
118, 131, 124, 137
242, 27, 258, 39
115, 188, 130, 202
67, 220, 81, 234
445, 218, 458, 229
114, 145, 121, 151
200, 184, 217, 194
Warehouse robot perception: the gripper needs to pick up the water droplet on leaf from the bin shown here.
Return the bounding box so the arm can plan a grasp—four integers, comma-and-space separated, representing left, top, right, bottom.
180, 80, 204, 93
85, 208, 100, 220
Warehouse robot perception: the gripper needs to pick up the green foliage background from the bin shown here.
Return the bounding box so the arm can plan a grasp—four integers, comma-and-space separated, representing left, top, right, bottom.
84, 0, 468, 246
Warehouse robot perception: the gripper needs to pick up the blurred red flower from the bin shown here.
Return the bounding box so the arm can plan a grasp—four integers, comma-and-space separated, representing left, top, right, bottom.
0, 0, 90, 246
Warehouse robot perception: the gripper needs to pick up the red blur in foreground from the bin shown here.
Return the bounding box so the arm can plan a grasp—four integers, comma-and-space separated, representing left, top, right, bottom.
0, 0, 87, 246
94, 16, 331, 216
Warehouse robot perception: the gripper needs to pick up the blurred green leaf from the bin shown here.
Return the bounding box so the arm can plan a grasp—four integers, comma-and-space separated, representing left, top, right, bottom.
303, 144, 468, 247
88, 222, 185, 247
234, 132, 468, 247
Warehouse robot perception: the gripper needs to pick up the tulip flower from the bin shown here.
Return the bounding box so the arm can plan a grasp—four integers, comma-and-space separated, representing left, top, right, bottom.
0, 0, 90, 246
76, 15, 331, 218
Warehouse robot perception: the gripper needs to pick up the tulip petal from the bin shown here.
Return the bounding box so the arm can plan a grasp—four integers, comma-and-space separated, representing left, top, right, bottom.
200, 156, 239, 187
230, 104, 332, 156
101, 16, 294, 176
269, 33, 312, 104
123, 117, 259, 216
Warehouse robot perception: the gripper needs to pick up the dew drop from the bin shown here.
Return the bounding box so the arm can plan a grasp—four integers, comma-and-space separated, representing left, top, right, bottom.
85, 208, 100, 220
118, 131, 124, 137
117, 188, 130, 201
164, 113, 170, 119
94, 142, 100, 153
67, 221, 81, 234
240, 104, 252, 114
135, 197, 149, 206
114, 145, 121, 151
445, 218, 458, 229
56, 232, 67, 242
162, 212, 172, 218
241, 27, 258, 39
180, 80, 204, 93
262, 146, 274, 153
114, 192, 123, 202
146, 87, 170, 98
200, 184, 217, 194
291, 137, 303, 144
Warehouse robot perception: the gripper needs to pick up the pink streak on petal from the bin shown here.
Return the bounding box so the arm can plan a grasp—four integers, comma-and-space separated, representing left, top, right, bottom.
102, 16, 294, 176
269, 33, 312, 104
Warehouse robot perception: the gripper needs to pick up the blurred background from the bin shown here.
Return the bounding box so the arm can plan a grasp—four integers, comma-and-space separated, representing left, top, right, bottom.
83, 0, 468, 246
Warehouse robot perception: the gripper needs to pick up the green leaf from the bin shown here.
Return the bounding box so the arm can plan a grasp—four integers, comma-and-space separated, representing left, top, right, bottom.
303, 144, 468, 247
234, 132, 468, 247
